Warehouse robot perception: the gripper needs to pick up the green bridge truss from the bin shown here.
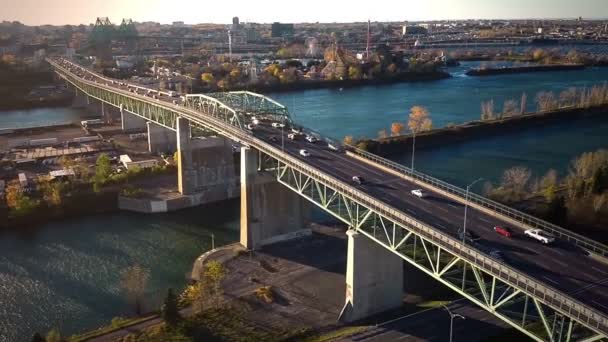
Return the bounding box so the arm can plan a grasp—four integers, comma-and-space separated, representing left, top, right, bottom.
48, 58, 608, 342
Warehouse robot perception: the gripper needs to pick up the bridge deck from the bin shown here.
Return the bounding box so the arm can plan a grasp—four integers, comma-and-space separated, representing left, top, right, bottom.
49, 58, 608, 337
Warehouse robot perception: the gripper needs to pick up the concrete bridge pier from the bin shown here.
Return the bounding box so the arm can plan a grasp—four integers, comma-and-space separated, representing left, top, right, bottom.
121, 106, 148, 132
147, 121, 177, 154
177, 117, 238, 199
339, 230, 404, 323
240, 146, 312, 250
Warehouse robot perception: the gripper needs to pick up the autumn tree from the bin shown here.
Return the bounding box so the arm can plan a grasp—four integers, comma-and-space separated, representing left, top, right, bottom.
390, 122, 404, 136
408, 106, 432, 172
501, 166, 532, 195
37, 176, 66, 207
203, 261, 226, 308
480, 100, 495, 120
536, 91, 557, 112
120, 264, 150, 315
45, 329, 61, 342
5, 180, 39, 216
540, 169, 558, 202
343, 135, 354, 146
502, 99, 519, 117
201, 72, 214, 83
348, 65, 362, 80
520, 93, 527, 114
559, 88, 578, 108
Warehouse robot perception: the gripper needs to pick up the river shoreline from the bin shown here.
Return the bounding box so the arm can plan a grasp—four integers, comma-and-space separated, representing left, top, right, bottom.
357, 104, 608, 157
466, 64, 586, 76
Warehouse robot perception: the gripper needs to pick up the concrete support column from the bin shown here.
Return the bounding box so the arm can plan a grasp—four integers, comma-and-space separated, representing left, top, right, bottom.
339, 230, 404, 323
177, 117, 237, 197
147, 121, 177, 154
121, 107, 147, 132
240, 146, 311, 250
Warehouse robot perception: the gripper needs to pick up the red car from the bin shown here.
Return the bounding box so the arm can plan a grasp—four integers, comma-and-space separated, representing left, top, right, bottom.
493, 226, 513, 238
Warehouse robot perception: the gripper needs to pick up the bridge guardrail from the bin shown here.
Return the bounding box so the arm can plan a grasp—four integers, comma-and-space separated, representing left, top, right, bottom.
346, 146, 608, 259
49, 58, 608, 336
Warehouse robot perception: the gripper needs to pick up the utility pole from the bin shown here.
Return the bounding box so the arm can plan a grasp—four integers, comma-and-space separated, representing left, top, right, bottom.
462, 178, 483, 244
442, 305, 465, 342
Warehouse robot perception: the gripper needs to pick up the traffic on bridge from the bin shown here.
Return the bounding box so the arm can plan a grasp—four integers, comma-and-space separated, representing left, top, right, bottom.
48, 57, 608, 342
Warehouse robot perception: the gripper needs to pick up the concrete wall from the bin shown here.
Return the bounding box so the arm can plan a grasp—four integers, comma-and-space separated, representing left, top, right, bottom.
339, 230, 403, 322
240, 146, 312, 250
121, 108, 148, 132
148, 121, 177, 154
177, 117, 238, 198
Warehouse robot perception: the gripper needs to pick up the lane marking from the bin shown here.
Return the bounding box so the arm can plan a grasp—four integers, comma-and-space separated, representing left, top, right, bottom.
436, 206, 449, 213
436, 223, 447, 230
542, 276, 560, 286
479, 217, 492, 224
448, 204, 459, 209
552, 259, 569, 267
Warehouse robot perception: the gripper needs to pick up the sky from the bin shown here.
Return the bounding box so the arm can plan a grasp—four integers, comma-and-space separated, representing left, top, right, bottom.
1, 0, 607, 26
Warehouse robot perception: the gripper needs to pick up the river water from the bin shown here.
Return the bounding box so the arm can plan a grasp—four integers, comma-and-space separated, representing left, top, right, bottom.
0, 203, 239, 341
1, 62, 607, 340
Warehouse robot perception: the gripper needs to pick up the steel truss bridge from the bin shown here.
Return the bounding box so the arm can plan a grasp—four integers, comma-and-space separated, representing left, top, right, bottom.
48, 57, 608, 342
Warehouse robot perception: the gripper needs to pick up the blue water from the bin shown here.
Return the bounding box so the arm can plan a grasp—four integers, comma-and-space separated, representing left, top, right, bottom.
0, 107, 86, 130
270, 62, 608, 139
0, 205, 239, 342
1, 62, 608, 341
269, 62, 608, 186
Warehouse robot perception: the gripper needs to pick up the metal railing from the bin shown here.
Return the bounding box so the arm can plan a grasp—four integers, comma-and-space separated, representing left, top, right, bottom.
50, 58, 608, 336
347, 146, 608, 258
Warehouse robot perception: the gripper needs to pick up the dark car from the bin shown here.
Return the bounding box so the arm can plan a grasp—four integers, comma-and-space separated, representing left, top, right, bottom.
269, 136, 278, 142
493, 226, 513, 238
458, 229, 481, 243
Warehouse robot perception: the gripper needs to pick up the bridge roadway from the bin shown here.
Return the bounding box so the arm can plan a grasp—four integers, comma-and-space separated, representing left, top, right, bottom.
52, 58, 608, 332
251, 125, 608, 315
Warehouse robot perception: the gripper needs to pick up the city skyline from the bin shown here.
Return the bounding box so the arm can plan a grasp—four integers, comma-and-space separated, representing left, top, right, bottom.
1, 0, 608, 26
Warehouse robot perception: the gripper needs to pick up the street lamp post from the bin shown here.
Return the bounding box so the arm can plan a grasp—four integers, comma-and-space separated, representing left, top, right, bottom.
211, 233, 215, 250
462, 178, 484, 244
281, 116, 285, 152
442, 305, 465, 342
411, 132, 416, 177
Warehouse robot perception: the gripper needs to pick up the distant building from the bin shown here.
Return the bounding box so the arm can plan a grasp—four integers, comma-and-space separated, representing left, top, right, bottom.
271, 22, 294, 38
172, 21, 185, 27
232, 17, 241, 31
233, 17, 239, 26
402, 25, 428, 36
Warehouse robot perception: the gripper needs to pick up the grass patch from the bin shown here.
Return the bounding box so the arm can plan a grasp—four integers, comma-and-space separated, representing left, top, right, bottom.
416, 300, 451, 309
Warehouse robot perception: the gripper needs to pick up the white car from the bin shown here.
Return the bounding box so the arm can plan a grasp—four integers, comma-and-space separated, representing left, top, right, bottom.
411, 189, 428, 198
328, 143, 339, 151
306, 135, 318, 143
252, 119, 260, 125
271, 122, 285, 128
524, 229, 555, 244
287, 133, 297, 140
246, 124, 255, 130
299, 149, 310, 157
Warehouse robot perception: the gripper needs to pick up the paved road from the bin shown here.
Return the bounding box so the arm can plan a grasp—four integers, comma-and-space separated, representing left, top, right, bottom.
54, 59, 608, 319
339, 300, 517, 342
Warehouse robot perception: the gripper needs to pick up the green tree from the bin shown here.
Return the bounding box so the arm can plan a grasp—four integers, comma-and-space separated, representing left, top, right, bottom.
201, 72, 215, 83
45, 329, 61, 342
160, 288, 182, 326
94, 153, 112, 185
348, 65, 362, 80
120, 264, 150, 315
5, 180, 40, 217
37, 176, 66, 207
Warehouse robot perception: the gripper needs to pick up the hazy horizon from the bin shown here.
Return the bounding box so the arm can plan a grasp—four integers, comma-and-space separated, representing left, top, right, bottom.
1, 0, 607, 26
